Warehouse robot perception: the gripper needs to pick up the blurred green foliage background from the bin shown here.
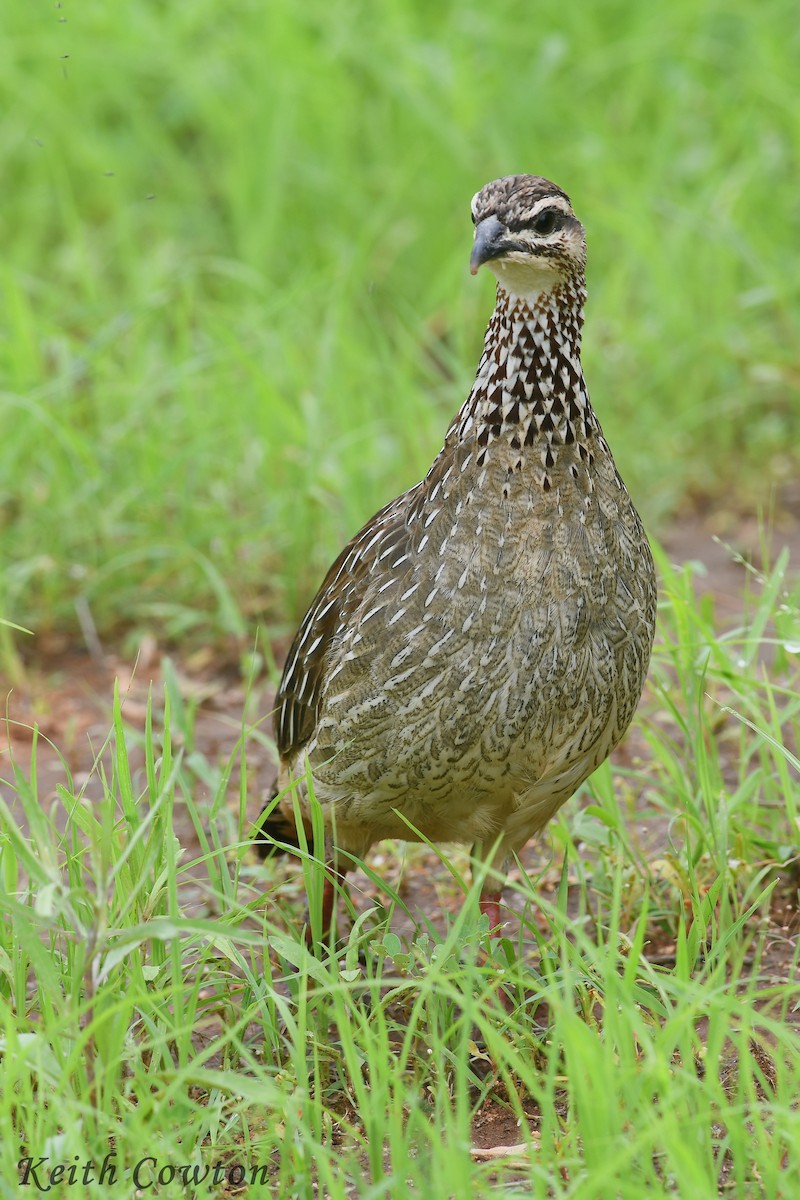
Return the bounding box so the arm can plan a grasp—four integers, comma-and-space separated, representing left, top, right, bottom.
2, 0, 798, 650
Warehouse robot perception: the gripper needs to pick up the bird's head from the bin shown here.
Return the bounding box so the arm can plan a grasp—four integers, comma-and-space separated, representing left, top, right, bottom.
469, 175, 586, 299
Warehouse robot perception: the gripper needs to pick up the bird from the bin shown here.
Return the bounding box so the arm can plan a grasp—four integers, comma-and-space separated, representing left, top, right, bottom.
256, 174, 657, 941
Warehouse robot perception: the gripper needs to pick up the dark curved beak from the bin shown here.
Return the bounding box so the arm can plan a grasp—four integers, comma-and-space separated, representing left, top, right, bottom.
470, 214, 512, 275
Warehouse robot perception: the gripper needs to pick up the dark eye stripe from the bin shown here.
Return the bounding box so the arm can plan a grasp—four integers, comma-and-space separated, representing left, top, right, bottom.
506, 209, 563, 234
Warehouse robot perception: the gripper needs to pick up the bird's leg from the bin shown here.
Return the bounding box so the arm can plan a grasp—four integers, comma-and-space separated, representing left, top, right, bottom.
472, 839, 507, 934
320, 865, 342, 940
477, 887, 516, 1014
305, 838, 348, 950
472, 843, 515, 1012
479, 890, 504, 934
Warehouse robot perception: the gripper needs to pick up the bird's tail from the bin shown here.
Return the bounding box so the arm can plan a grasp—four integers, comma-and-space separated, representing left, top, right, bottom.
253, 785, 312, 860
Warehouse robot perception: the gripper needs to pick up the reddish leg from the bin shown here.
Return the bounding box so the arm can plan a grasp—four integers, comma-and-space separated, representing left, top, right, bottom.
320, 869, 339, 938
304, 861, 348, 949
478, 889, 515, 1013
472, 837, 507, 936
479, 890, 504, 934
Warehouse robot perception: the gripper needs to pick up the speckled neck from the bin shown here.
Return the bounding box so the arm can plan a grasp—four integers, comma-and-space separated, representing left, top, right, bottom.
452, 277, 597, 492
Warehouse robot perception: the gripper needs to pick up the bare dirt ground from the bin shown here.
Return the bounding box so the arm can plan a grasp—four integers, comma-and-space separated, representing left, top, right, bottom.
2, 512, 799, 1160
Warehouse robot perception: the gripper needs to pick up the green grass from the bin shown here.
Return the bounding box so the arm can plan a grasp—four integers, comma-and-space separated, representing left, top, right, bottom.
1, 2, 799, 1195
2, 0, 800, 647
1, 545, 798, 1198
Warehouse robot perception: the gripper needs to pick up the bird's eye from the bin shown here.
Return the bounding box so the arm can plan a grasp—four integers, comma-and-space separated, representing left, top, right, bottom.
531, 209, 559, 235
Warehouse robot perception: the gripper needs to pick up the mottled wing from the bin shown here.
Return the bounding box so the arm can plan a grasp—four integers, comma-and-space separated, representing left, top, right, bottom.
275, 487, 421, 759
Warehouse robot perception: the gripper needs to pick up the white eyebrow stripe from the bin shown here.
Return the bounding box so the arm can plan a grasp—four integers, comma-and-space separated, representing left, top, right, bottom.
525, 195, 572, 219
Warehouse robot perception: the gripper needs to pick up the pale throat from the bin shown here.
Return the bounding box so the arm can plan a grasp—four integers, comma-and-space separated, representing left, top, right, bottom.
488, 257, 572, 305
